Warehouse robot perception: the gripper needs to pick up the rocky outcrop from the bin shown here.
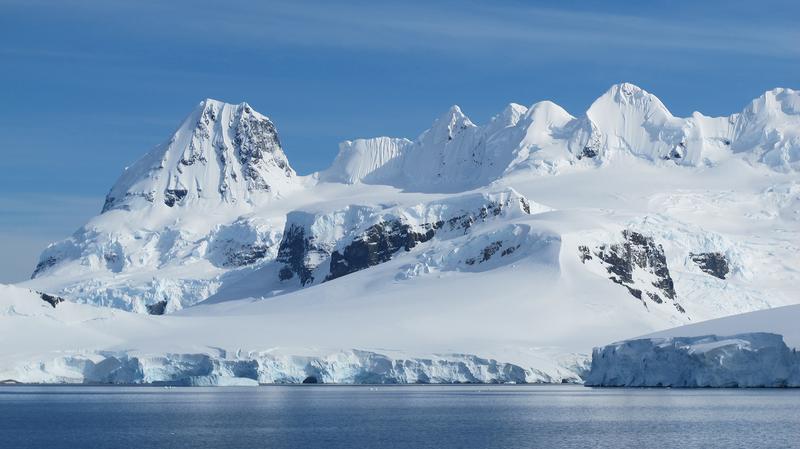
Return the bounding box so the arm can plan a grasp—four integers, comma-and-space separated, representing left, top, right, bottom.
146, 300, 168, 315
581, 230, 683, 313
233, 104, 293, 191
276, 190, 536, 286
397, 223, 557, 280
465, 241, 504, 265
207, 218, 280, 268
276, 223, 323, 285
163, 189, 188, 207
691, 252, 729, 279
327, 220, 438, 281
31, 256, 59, 279
38, 291, 65, 308
218, 244, 269, 267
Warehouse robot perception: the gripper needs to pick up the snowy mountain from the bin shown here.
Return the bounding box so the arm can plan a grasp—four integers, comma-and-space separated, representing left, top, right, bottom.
8, 83, 800, 384
322, 83, 800, 190
103, 98, 298, 213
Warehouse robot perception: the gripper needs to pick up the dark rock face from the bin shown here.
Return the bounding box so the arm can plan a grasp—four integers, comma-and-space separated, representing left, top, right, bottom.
103, 191, 155, 213
578, 147, 598, 159
164, 189, 188, 207
500, 244, 520, 258
276, 224, 319, 285
581, 230, 682, 312
465, 241, 504, 266
577, 245, 592, 263
663, 142, 686, 160
442, 199, 510, 234
234, 110, 292, 191
575, 127, 602, 161
218, 244, 270, 267
519, 197, 531, 214
38, 291, 65, 308
32, 256, 59, 279
669, 144, 684, 159
146, 300, 168, 315
691, 252, 729, 279
101, 196, 116, 213
302, 376, 319, 384
327, 220, 438, 281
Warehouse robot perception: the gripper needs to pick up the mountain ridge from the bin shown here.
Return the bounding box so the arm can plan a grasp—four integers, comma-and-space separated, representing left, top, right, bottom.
321, 83, 800, 192
21, 82, 800, 324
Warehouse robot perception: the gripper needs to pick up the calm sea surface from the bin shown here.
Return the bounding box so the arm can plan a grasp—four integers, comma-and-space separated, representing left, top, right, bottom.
1, 385, 798, 448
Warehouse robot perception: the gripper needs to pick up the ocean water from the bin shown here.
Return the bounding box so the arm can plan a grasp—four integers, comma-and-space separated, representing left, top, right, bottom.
1, 385, 798, 448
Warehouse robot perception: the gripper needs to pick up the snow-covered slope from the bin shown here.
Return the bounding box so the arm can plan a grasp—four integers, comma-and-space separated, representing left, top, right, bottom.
11, 83, 800, 384
645, 303, 800, 348
0, 283, 587, 384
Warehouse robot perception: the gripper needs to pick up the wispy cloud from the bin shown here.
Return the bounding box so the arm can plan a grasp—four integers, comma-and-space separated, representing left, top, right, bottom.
4, 0, 798, 63
233, 2, 800, 58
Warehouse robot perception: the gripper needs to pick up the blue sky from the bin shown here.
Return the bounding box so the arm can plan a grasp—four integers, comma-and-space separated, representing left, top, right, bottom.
1, 0, 798, 282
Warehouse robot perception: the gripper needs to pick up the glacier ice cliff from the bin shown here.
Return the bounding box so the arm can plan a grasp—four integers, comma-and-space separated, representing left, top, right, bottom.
585, 333, 800, 387
5, 350, 587, 386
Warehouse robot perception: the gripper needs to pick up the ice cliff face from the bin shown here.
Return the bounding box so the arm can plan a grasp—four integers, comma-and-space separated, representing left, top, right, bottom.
586, 333, 800, 387
8, 349, 585, 386
103, 98, 297, 212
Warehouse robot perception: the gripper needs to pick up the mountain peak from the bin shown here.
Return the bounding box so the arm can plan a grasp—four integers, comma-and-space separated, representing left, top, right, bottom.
418, 105, 476, 145
612, 81, 646, 95
102, 100, 297, 213
732, 87, 800, 170
595, 82, 664, 107
587, 82, 673, 122
490, 103, 528, 129
437, 104, 473, 128
743, 87, 800, 118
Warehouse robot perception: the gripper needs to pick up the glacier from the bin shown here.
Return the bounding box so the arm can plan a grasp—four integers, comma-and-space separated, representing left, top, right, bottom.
0, 284, 587, 384
8, 349, 585, 386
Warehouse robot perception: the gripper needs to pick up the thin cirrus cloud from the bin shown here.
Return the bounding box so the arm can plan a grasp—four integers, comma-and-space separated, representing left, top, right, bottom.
240, 2, 800, 58
162, 2, 800, 60
5, 1, 798, 62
